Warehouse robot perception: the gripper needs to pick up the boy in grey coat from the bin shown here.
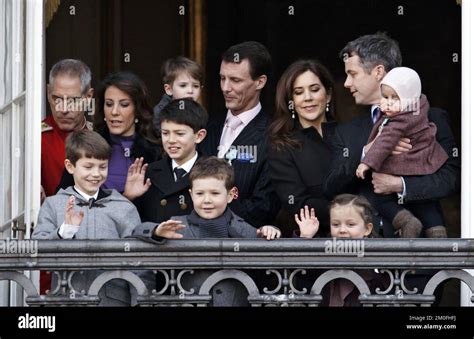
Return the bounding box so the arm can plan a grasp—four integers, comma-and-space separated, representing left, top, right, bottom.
33, 130, 140, 306
133, 157, 281, 305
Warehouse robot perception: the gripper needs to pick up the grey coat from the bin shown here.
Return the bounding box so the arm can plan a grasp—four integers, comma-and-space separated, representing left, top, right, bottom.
132, 211, 259, 306
33, 187, 141, 306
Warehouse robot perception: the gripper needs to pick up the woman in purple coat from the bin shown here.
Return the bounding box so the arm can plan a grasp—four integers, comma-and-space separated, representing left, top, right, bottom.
93, 71, 162, 192
56, 72, 162, 193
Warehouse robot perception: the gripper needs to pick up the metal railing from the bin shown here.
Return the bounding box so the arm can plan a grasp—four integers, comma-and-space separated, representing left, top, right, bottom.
0, 238, 473, 306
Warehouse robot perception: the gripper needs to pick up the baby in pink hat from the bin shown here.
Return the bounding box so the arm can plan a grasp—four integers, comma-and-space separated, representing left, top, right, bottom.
356, 67, 449, 238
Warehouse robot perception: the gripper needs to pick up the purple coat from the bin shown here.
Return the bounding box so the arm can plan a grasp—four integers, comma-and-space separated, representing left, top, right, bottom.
362, 95, 448, 176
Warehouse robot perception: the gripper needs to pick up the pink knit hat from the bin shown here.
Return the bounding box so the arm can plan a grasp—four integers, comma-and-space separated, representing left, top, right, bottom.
381, 67, 421, 111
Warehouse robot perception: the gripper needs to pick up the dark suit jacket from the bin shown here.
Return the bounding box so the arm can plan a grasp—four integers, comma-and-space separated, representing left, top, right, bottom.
134, 156, 199, 223
323, 107, 460, 236
200, 109, 281, 227
268, 122, 337, 235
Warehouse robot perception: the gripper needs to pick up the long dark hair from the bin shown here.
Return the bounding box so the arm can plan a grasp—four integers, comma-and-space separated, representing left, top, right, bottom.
269, 59, 335, 151
94, 71, 160, 144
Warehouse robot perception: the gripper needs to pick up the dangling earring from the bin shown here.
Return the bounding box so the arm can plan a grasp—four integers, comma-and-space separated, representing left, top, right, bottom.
291, 110, 295, 119
326, 102, 330, 113
134, 118, 139, 123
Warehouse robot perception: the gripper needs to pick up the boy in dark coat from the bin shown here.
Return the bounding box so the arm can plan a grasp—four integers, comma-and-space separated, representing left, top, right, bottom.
124, 98, 207, 223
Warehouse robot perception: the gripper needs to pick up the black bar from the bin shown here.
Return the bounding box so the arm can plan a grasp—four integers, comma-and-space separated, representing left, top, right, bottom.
0, 307, 473, 338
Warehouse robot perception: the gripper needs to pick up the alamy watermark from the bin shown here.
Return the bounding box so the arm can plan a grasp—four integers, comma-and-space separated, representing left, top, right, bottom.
324, 237, 365, 257
55, 96, 95, 115
0, 238, 38, 257
220, 145, 258, 164
18, 313, 55, 332
401, 97, 421, 115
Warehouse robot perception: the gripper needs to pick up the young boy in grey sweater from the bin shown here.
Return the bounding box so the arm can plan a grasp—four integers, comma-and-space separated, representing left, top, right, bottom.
132, 157, 280, 306
134, 156, 281, 241
33, 130, 140, 306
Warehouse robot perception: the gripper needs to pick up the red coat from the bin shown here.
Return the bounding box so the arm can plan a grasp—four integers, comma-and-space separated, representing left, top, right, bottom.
41, 115, 69, 197
40, 115, 69, 294
362, 95, 448, 176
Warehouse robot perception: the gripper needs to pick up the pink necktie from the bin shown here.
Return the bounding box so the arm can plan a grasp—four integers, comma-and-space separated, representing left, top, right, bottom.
218, 115, 243, 158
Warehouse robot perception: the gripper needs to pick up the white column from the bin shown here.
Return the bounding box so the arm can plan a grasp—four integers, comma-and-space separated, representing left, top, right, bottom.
23, 0, 44, 303
25, 0, 43, 240
461, 0, 474, 307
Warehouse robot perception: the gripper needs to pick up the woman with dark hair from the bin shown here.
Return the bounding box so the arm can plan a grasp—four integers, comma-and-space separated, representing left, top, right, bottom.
56, 71, 162, 193
93, 71, 161, 191
268, 59, 337, 235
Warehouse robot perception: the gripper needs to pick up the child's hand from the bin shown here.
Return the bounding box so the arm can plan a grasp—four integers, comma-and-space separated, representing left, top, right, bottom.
65, 196, 84, 226
295, 206, 319, 238
356, 163, 370, 179
257, 226, 281, 240
123, 157, 152, 201
154, 219, 186, 239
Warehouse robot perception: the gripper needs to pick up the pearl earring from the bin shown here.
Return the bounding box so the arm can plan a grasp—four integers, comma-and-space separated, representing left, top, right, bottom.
104, 117, 107, 121
134, 118, 139, 123
326, 102, 330, 113
291, 110, 295, 119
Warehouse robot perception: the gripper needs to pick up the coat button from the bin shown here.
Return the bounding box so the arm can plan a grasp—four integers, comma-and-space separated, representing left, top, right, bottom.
180, 203, 187, 210
160, 199, 167, 206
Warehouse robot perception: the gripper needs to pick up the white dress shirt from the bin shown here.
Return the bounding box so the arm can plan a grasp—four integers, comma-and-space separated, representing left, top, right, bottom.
218, 102, 262, 158
172, 151, 198, 181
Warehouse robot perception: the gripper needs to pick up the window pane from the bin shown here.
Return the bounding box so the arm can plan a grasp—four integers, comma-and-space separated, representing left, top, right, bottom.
13, 100, 25, 215
0, 0, 12, 106
17, 0, 26, 93
21, 0, 25, 93
0, 108, 12, 225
